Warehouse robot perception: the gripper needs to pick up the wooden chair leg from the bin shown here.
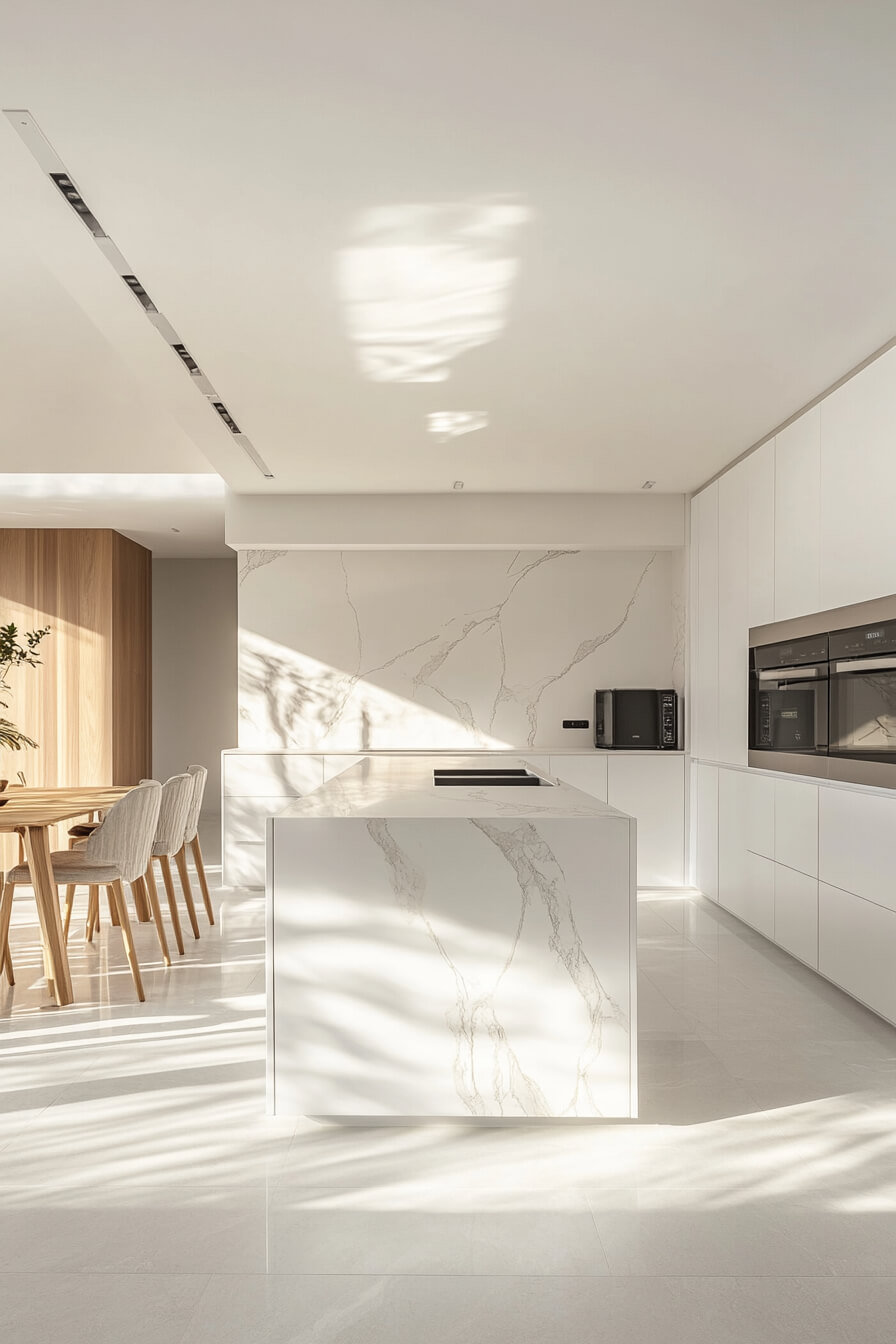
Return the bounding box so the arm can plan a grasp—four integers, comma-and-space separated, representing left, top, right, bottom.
63, 885, 77, 943
131, 877, 152, 924
133, 875, 170, 967
190, 835, 215, 926
86, 886, 100, 942
108, 881, 144, 1002
151, 858, 184, 955
171, 850, 200, 941
0, 879, 15, 986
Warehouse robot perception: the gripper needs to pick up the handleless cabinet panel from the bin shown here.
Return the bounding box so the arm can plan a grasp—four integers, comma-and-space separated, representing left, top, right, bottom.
744, 771, 775, 859
223, 795, 294, 889
774, 408, 821, 621
774, 864, 818, 968
818, 786, 896, 913
548, 755, 608, 802
695, 762, 719, 901
717, 464, 750, 767
774, 778, 818, 877
819, 882, 896, 1026
748, 441, 776, 628
322, 754, 365, 784
736, 851, 777, 939
606, 755, 685, 887
691, 484, 719, 762
819, 346, 896, 610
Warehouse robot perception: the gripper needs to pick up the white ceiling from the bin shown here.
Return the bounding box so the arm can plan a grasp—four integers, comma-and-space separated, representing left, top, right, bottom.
3, 2, 896, 505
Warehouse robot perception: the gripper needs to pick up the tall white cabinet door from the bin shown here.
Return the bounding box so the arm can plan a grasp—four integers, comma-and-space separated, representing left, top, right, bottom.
820, 346, 896, 610
774, 407, 821, 621
606, 755, 685, 888
691, 482, 719, 762
747, 441, 775, 628
548, 755, 608, 801
717, 766, 745, 911
695, 762, 719, 901
717, 464, 749, 766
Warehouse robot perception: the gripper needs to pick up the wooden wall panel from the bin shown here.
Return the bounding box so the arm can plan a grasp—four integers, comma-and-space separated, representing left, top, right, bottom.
0, 529, 151, 797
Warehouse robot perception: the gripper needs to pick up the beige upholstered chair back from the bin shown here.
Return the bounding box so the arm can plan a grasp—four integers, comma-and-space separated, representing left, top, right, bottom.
183, 764, 208, 843
141, 774, 193, 857
85, 782, 162, 883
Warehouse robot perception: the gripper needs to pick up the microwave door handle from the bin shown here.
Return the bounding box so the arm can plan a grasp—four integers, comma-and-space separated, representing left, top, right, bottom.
833, 657, 896, 674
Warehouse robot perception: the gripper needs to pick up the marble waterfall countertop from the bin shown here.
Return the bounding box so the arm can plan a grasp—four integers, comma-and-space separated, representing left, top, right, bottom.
275, 754, 631, 821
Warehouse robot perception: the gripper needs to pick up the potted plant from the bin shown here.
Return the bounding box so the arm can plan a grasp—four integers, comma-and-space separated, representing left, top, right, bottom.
0, 622, 50, 753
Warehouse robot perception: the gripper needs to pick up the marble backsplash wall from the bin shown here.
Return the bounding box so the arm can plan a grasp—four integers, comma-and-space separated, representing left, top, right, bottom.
238, 548, 685, 751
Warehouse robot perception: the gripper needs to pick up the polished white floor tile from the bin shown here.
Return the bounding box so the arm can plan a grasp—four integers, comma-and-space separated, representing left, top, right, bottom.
5, 874, 896, 1341
176, 1274, 896, 1344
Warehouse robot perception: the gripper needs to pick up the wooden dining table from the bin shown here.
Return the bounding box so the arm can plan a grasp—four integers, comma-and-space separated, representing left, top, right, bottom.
0, 785, 130, 1006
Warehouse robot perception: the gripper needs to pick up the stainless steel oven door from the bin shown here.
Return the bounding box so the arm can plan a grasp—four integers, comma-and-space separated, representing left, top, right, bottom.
829, 655, 896, 764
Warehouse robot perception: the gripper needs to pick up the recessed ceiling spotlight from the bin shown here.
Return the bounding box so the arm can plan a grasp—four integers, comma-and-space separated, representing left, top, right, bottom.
453, 480, 464, 490
427, 411, 488, 442
641, 480, 656, 489
48, 171, 106, 238
2, 107, 273, 481
121, 274, 158, 313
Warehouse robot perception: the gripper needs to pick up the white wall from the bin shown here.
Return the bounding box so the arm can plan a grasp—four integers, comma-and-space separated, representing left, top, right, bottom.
238, 548, 686, 752
152, 559, 238, 854
226, 491, 686, 551
689, 342, 896, 1023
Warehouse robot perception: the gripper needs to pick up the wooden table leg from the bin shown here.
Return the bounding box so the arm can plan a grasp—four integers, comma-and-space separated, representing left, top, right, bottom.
22, 824, 73, 1006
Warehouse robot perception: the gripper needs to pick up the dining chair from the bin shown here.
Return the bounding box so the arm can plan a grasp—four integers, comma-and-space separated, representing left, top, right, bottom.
143, 773, 198, 956
181, 764, 214, 926
0, 782, 162, 1002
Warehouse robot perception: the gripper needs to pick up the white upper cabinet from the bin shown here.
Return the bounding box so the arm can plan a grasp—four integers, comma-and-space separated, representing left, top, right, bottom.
819, 347, 896, 610
717, 462, 749, 766
690, 482, 719, 762
774, 407, 821, 621
747, 440, 776, 628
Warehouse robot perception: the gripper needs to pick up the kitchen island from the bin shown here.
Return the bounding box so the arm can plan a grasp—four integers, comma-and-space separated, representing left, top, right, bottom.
267, 755, 637, 1118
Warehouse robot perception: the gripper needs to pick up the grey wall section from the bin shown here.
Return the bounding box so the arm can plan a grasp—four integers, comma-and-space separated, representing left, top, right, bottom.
152, 559, 237, 860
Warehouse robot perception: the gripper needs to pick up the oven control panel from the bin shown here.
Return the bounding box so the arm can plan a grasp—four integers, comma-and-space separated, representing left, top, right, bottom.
830, 620, 896, 660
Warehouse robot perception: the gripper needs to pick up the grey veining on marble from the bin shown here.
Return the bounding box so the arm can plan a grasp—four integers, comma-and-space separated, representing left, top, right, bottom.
238, 547, 683, 751
275, 754, 628, 820
271, 795, 636, 1117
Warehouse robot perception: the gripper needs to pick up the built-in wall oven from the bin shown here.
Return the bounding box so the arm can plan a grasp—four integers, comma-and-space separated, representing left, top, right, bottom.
749, 634, 829, 757
748, 593, 896, 787
829, 619, 896, 765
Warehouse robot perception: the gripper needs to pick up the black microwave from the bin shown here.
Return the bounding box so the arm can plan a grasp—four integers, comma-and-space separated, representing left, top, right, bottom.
594, 689, 680, 749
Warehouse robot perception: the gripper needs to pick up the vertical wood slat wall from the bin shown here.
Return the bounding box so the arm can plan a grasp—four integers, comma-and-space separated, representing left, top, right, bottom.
0, 528, 151, 793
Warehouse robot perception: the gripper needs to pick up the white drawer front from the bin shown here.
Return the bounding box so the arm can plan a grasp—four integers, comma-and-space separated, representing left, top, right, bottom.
818, 786, 896, 912
548, 756, 608, 801
774, 864, 818, 968
819, 882, 896, 1026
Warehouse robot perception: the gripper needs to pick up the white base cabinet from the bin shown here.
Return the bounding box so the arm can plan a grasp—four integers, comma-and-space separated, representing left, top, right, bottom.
819, 882, 896, 1025
699, 762, 896, 1023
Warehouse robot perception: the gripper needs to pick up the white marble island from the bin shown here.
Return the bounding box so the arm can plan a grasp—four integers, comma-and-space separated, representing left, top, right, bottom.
267, 755, 637, 1119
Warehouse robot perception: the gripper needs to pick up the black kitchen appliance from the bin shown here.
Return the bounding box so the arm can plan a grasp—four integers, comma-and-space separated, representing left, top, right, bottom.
594, 689, 679, 749
749, 633, 829, 755
828, 618, 896, 765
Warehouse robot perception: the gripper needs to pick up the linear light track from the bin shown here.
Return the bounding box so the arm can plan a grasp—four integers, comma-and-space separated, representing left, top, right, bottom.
3, 108, 273, 479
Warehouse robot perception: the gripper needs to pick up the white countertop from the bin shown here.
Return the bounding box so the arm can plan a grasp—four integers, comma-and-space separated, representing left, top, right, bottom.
274, 754, 632, 821
225, 746, 684, 757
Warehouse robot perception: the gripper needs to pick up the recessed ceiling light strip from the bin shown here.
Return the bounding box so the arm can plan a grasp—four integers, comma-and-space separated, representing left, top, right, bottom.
2, 108, 273, 479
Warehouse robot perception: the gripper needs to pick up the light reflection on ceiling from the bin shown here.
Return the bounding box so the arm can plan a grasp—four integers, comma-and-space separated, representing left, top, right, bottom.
0, 474, 225, 499
337, 199, 529, 384
426, 411, 489, 443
